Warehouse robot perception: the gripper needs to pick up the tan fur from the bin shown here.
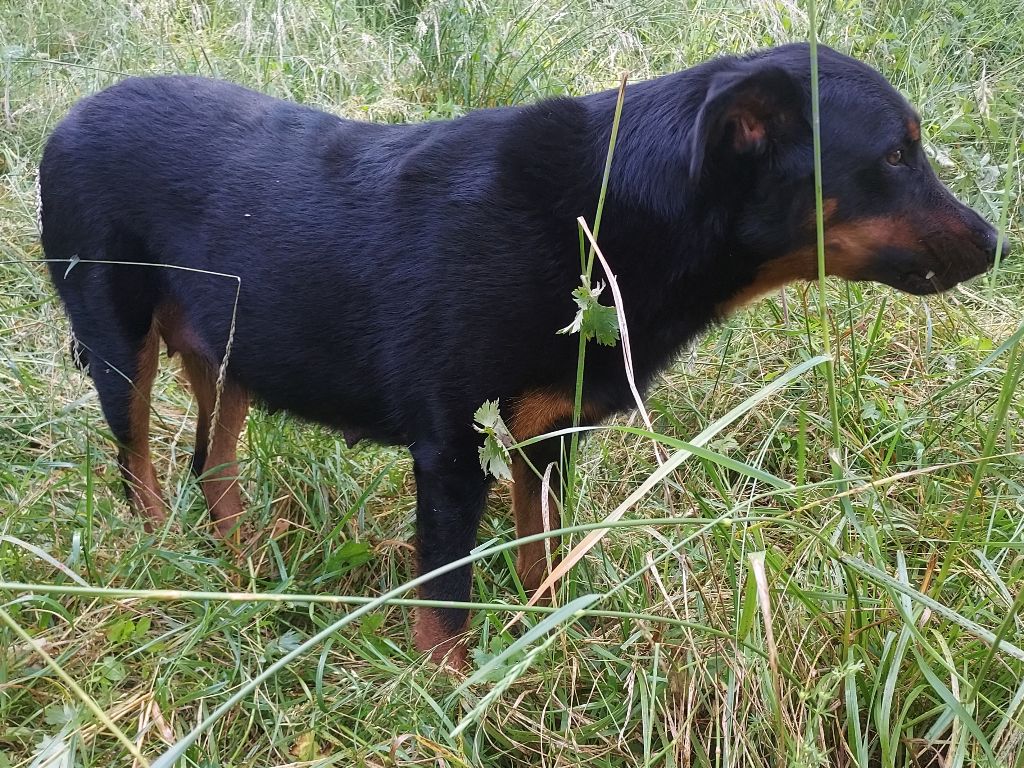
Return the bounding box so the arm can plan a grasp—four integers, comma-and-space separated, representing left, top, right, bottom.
180, 352, 215, 469
186, 363, 248, 538
413, 608, 469, 669
506, 389, 607, 603
157, 303, 249, 537
511, 455, 560, 600
123, 324, 167, 527
507, 389, 603, 442
154, 302, 203, 357
719, 215, 916, 314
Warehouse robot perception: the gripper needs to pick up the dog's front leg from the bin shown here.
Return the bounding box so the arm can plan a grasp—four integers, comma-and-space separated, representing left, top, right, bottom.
410, 441, 491, 670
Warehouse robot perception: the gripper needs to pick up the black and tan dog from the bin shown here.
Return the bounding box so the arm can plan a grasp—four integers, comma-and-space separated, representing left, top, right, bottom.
41, 44, 1007, 667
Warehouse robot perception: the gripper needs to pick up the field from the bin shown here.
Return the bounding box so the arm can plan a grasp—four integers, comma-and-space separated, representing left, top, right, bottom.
1, 0, 1022, 766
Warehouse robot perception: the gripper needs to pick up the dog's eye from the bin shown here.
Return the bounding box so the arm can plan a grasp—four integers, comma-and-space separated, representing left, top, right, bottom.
886, 149, 904, 166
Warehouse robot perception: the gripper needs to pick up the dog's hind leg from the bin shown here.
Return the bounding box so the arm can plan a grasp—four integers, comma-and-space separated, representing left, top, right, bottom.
178, 352, 215, 479
179, 352, 248, 538
42, 187, 168, 527
82, 316, 167, 528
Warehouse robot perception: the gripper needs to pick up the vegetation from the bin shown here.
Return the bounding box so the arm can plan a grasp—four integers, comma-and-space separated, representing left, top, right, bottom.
1, 0, 1021, 765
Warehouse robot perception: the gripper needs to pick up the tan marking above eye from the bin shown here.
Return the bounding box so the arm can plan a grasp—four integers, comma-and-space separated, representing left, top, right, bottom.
907, 119, 921, 142
806, 197, 839, 228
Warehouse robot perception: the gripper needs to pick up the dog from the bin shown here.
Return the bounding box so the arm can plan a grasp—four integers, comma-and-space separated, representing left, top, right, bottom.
41, 43, 1007, 668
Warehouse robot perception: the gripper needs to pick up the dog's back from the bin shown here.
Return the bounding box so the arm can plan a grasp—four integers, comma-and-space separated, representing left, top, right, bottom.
39, 76, 593, 445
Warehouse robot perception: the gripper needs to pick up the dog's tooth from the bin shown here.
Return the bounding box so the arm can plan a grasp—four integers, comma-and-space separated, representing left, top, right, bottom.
925, 270, 935, 280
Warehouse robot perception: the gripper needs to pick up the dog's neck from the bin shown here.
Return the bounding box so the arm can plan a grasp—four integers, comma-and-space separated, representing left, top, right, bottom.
505, 67, 759, 386
575, 69, 753, 349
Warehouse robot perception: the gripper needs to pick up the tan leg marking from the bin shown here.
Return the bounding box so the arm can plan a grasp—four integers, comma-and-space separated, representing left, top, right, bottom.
506, 390, 606, 601
179, 352, 214, 473
162, 302, 249, 538
506, 389, 602, 443
414, 608, 469, 670
123, 324, 167, 528
512, 454, 560, 600
197, 377, 249, 538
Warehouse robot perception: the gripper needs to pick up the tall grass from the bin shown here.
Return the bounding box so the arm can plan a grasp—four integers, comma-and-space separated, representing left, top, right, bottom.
1, 0, 1022, 766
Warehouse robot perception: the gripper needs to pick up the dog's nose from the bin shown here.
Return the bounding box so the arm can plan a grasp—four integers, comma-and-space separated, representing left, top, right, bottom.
982, 227, 1011, 264
987, 231, 1011, 264
996, 236, 1011, 263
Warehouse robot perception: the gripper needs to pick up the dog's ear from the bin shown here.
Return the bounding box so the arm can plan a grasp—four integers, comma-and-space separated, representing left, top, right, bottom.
689, 64, 805, 181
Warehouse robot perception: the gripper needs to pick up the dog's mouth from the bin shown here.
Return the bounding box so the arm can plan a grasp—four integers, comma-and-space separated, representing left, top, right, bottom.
888, 265, 972, 295
892, 270, 954, 296
867, 240, 996, 296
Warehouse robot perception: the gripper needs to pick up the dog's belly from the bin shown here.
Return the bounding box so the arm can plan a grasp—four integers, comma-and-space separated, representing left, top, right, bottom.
262, 403, 404, 448
252, 390, 407, 447
158, 299, 411, 446
233, 349, 411, 445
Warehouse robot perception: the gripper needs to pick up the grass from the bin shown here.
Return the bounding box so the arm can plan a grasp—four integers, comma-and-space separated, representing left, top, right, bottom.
1, 0, 1023, 765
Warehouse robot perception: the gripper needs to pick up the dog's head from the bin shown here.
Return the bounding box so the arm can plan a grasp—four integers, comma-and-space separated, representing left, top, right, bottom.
691, 44, 1009, 309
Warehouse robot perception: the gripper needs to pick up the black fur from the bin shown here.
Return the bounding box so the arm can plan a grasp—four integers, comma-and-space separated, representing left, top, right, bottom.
41, 44, 1007, 660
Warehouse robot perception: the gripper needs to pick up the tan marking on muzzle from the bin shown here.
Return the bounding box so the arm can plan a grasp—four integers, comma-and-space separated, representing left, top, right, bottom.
720, 215, 917, 314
